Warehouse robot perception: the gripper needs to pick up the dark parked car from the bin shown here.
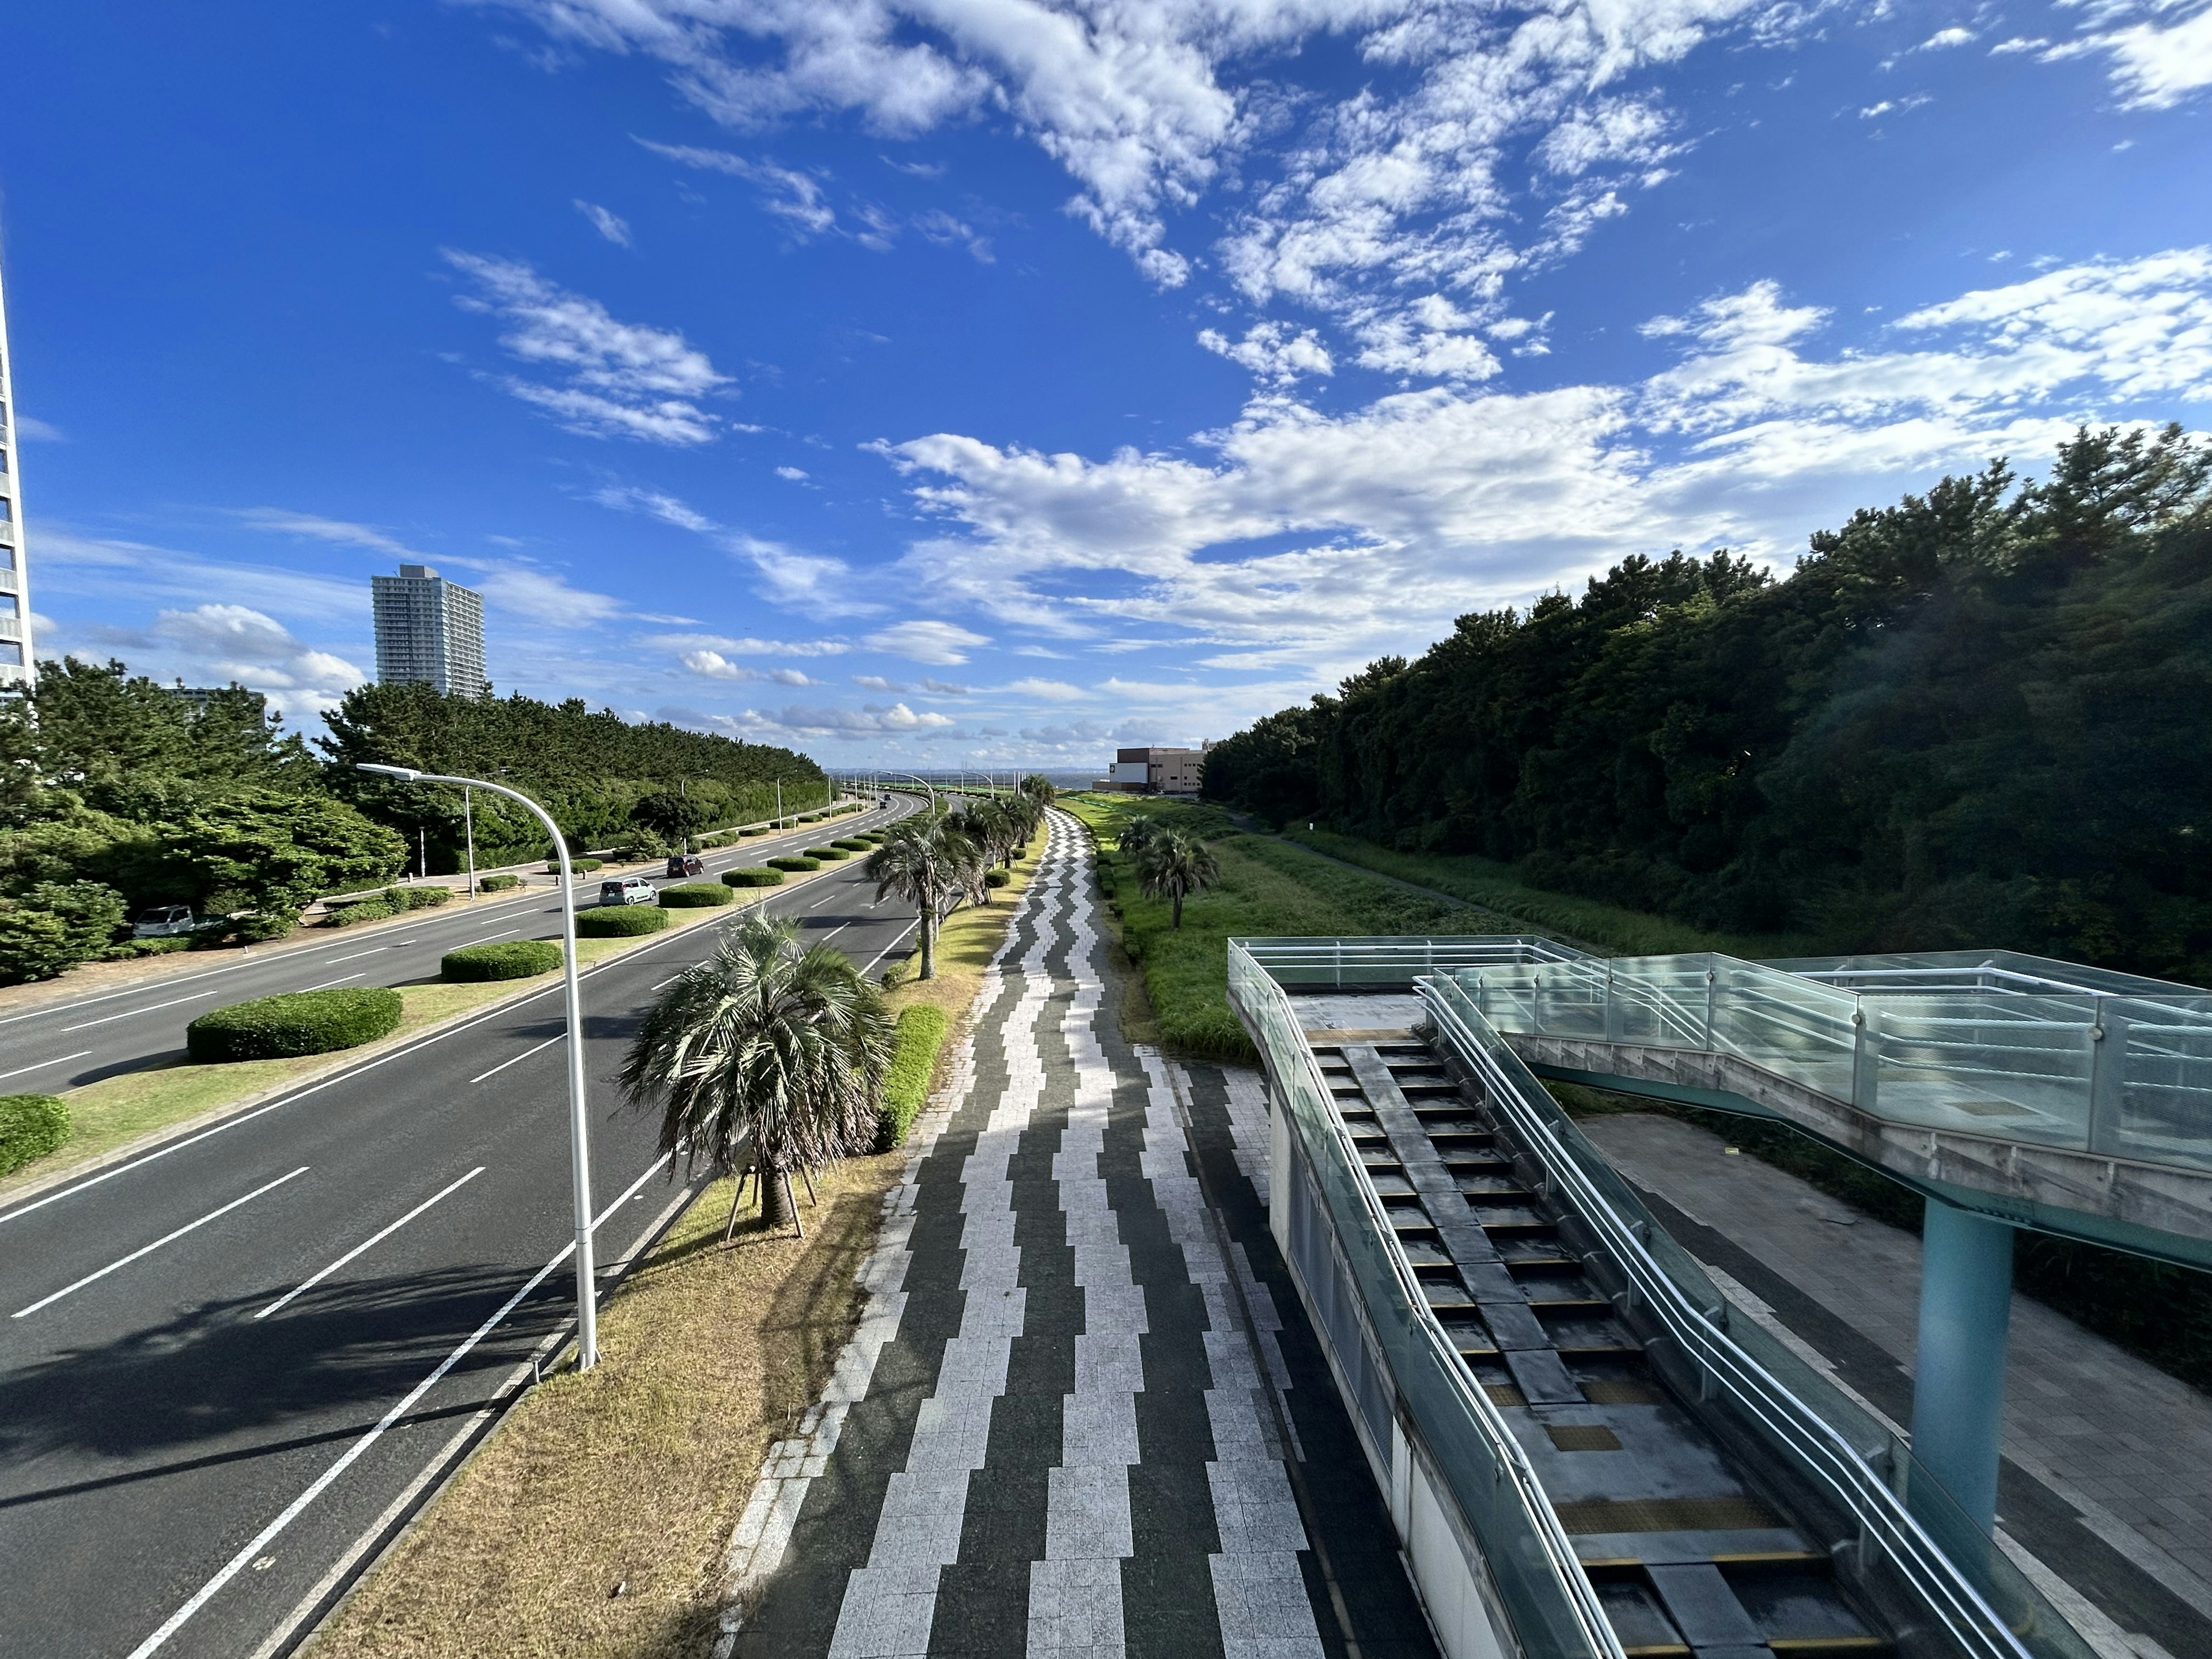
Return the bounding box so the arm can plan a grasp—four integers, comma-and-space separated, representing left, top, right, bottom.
666, 854, 705, 877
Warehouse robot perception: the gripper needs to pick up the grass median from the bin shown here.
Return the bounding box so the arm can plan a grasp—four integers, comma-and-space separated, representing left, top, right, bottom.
0, 859, 869, 1200
304, 831, 1043, 1656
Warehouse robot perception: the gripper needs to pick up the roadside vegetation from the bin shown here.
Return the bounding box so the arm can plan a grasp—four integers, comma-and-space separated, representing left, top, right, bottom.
1204, 425, 2212, 985
0, 664, 832, 986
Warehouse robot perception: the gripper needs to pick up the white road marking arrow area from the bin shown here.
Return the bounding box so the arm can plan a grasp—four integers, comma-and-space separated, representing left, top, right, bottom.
256, 1167, 486, 1320
12, 1166, 312, 1318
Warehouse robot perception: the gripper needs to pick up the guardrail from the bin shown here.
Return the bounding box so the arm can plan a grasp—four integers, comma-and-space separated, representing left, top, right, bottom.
1228, 941, 1624, 1659
1230, 936, 2099, 1659
1419, 974, 2081, 1659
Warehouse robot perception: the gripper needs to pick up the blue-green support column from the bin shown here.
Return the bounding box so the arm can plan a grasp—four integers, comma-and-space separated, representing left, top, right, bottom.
1909, 1198, 2014, 1534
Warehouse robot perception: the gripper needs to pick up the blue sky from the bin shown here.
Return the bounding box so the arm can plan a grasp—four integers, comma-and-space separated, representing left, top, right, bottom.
4, 0, 2209, 767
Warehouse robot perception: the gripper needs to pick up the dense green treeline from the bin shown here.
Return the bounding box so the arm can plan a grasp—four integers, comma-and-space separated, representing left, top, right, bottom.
1204, 426, 2212, 983
321, 683, 827, 869
0, 666, 825, 983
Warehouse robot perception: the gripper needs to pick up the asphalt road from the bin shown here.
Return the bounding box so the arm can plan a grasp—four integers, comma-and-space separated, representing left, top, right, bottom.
0, 798, 927, 1659
0, 801, 903, 1094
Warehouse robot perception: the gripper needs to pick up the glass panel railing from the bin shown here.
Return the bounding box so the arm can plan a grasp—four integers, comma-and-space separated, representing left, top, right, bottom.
1226, 944, 1620, 1659
1864, 993, 2096, 1149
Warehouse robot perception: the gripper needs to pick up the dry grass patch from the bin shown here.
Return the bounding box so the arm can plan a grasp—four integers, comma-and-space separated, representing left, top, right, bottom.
307, 1152, 905, 1659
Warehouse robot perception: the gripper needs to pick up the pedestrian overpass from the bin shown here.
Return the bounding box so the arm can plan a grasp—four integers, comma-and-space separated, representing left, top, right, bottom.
1227, 935, 2212, 1659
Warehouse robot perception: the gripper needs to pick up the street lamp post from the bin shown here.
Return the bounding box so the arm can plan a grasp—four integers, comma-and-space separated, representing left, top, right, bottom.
463, 787, 476, 899
357, 763, 601, 1371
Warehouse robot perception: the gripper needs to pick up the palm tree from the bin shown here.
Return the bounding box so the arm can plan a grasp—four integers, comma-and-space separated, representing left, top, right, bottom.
1021, 774, 1056, 807
619, 911, 892, 1235
864, 819, 981, 979
1116, 813, 1163, 858
1135, 827, 1219, 930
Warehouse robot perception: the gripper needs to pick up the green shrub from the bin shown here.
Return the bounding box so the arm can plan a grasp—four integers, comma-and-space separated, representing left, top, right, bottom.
832, 838, 869, 851
805, 846, 850, 861
187, 987, 405, 1063
768, 855, 821, 872
235, 912, 298, 944
800, 812, 824, 823
321, 897, 397, 928
0, 882, 131, 984
549, 857, 604, 875
385, 885, 452, 911
984, 868, 1010, 888
740, 826, 768, 837
574, 906, 671, 937
659, 883, 734, 908
442, 939, 563, 981
724, 868, 785, 888
101, 935, 196, 960
0, 1094, 70, 1176
876, 1004, 950, 1152
478, 873, 524, 893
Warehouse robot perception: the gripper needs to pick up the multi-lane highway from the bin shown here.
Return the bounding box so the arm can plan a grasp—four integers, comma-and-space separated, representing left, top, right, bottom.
0, 796, 923, 1659
0, 802, 899, 1096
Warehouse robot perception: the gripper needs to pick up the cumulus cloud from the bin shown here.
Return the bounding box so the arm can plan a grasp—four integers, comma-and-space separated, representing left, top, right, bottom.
870, 248, 2212, 686
679, 700, 959, 740
445, 251, 731, 444
48, 602, 368, 717
2039, 0, 2212, 108
863, 618, 990, 664
1198, 321, 1334, 385
853, 673, 908, 691
575, 199, 632, 245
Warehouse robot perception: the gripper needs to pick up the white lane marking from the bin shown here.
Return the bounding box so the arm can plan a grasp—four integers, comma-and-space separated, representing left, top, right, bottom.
469, 1034, 563, 1085
256, 1168, 486, 1320
0, 853, 892, 1234
326, 948, 392, 965
125, 1152, 677, 1659
60, 988, 224, 1033
12, 1166, 312, 1319
469, 929, 524, 944
0, 1050, 92, 1083
806, 888, 844, 910
300, 974, 366, 993
861, 923, 918, 978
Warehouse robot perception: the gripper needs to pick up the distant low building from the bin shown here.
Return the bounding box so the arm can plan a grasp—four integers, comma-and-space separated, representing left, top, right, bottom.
1094, 744, 1208, 796
372, 563, 487, 696
167, 684, 268, 722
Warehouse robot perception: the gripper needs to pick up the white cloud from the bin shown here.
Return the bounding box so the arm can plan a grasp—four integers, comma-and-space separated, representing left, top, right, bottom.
868, 248, 2212, 690
1915, 26, 1976, 51
635, 139, 839, 234
1199, 321, 1335, 385
647, 630, 850, 656
863, 618, 990, 664
150, 606, 368, 709
853, 673, 908, 691
233, 507, 426, 560
11, 414, 65, 442
681, 649, 761, 680
685, 700, 959, 738
770, 666, 816, 684
445, 251, 730, 444
915, 209, 994, 263
776, 465, 810, 480
2043, 1, 2212, 108
593, 485, 881, 617
575, 199, 632, 245
921, 677, 969, 695
999, 676, 1088, 700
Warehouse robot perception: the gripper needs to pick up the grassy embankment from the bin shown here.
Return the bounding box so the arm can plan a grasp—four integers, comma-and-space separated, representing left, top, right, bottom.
5, 864, 865, 1198
307, 831, 1043, 1659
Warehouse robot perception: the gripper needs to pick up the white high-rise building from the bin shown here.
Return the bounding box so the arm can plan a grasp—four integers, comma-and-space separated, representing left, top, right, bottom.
0, 259, 35, 688
371, 563, 487, 696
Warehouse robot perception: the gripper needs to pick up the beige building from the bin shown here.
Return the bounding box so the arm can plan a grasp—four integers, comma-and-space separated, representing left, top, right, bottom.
1093, 744, 1208, 796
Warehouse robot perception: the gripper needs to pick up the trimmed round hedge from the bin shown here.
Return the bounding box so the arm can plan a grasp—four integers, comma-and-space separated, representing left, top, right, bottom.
187, 987, 404, 1063
442, 940, 563, 982
724, 868, 785, 888
831, 838, 869, 851
740, 826, 768, 837
804, 846, 851, 861
0, 1094, 70, 1177
767, 855, 821, 873
984, 868, 1011, 888
660, 883, 734, 908
575, 905, 671, 937
478, 873, 523, 893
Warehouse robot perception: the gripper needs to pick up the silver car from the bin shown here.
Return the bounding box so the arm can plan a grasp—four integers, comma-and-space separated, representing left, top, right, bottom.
131, 904, 199, 938
599, 877, 657, 907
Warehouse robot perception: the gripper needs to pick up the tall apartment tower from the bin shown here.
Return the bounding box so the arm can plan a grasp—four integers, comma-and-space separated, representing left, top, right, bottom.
0, 259, 35, 688
371, 563, 487, 696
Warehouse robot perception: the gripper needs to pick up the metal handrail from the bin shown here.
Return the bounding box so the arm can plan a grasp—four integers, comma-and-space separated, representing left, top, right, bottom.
1228, 943, 1625, 1659
1421, 976, 2039, 1659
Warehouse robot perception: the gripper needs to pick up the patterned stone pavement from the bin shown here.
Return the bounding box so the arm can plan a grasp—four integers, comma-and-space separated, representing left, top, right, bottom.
711, 810, 1437, 1659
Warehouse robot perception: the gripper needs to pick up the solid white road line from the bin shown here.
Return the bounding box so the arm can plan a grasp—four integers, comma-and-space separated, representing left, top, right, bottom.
468, 1034, 563, 1085
300, 974, 366, 993
256, 1167, 486, 1320
469, 929, 524, 944
0, 1049, 92, 1083
327, 947, 396, 965
126, 1152, 678, 1659
60, 988, 224, 1033
12, 1166, 312, 1319
861, 923, 918, 978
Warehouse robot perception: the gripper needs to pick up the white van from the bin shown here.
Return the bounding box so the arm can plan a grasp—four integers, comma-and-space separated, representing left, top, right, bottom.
599, 876, 657, 907
132, 904, 199, 938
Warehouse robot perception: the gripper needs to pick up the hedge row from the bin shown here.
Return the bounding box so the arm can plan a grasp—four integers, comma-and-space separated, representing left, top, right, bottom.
804, 846, 850, 861
479, 874, 524, 893
442, 940, 563, 981
575, 906, 670, 937
0, 1094, 70, 1177
831, 838, 869, 851
550, 857, 605, 876
660, 883, 734, 908
722, 868, 784, 888
101, 936, 196, 960
768, 855, 820, 873
186, 987, 405, 1063
875, 1004, 950, 1152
